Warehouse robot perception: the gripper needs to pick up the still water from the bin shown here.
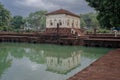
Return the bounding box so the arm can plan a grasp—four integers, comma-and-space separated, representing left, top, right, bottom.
0, 43, 112, 80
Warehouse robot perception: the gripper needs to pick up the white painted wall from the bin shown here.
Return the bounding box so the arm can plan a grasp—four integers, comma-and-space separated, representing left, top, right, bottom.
46, 14, 80, 29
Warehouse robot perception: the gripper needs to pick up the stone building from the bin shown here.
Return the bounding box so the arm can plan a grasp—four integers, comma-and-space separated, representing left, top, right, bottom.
45, 9, 84, 36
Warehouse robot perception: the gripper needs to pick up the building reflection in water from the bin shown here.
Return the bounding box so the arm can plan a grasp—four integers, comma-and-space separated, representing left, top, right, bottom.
46, 51, 81, 74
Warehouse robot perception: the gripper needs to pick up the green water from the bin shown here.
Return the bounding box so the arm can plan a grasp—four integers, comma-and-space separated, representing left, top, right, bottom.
0, 43, 112, 80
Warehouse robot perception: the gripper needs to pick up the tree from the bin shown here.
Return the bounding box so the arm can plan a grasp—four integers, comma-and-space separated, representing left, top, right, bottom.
80, 17, 86, 28
25, 10, 47, 30
0, 3, 11, 31
80, 12, 99, 29
11, 16, 25, 30
85, 0, 120, 29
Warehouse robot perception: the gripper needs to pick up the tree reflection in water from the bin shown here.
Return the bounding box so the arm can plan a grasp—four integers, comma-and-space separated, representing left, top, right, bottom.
0, 48, 12, 78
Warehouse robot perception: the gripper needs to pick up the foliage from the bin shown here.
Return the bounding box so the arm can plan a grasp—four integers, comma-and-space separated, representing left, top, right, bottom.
11, 16, 25, 30
0, 48, 12, 77
25, 10, 47, 30
80, 18, 86, 28
85, 0, 120, 29
0, 3, 47, 32
0, 3, 11, 31
97, 28, 110, 33
86, 28, 111, 33
80, 12, 100, 29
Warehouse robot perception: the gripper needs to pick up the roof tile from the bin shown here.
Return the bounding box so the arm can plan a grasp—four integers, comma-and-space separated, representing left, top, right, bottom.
46, 9, 80, 18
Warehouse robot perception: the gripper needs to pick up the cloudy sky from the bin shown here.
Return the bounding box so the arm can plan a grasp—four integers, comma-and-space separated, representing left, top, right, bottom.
0, 0, 95, 16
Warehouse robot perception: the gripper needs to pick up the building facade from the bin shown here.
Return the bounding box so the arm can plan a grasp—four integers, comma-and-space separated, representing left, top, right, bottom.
46, 9, 80, 29
45, 9, 84, 36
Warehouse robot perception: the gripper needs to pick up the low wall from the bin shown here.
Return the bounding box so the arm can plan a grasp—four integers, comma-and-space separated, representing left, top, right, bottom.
0, 32, 120, 48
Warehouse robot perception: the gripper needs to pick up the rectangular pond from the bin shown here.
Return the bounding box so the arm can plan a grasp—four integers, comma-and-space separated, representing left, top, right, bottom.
0, 43, 112, 80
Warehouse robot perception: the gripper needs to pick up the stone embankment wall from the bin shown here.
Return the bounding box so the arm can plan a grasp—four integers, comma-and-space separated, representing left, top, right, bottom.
0, 32, 120, 48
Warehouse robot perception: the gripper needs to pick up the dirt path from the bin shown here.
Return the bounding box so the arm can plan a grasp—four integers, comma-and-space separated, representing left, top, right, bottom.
68, 49, 120, 80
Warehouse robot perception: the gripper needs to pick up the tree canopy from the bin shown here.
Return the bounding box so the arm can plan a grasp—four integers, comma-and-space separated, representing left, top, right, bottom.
0, 3, 11, 31
80, 12, 99, 29
11, 16, 25, 30
86, 0, 120, 29
25, 10, 47, 30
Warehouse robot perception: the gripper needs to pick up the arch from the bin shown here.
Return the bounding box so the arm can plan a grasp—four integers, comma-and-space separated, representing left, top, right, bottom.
76, 20, 78, 28
60, 42, 63, 45
72, 20, 74, 28
59, 20, 62, 26
67, 19, 70, 26
50, 20, 53, 26
54, 19, 57, 27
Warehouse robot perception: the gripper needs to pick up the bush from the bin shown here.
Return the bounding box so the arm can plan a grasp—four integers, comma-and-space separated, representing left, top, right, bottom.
86, 30, 93, 34
97, 29, 110, 33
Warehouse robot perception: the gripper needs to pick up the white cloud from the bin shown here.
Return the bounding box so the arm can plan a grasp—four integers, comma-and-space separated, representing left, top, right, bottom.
15, 0, 60, 10
1, 0, 95, 16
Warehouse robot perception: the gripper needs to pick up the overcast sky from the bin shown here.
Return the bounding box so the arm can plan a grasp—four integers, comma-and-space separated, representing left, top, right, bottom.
0, 0, 95, 16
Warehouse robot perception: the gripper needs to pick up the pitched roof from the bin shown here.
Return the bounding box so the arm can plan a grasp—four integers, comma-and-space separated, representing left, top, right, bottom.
46, 9, 80, 18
